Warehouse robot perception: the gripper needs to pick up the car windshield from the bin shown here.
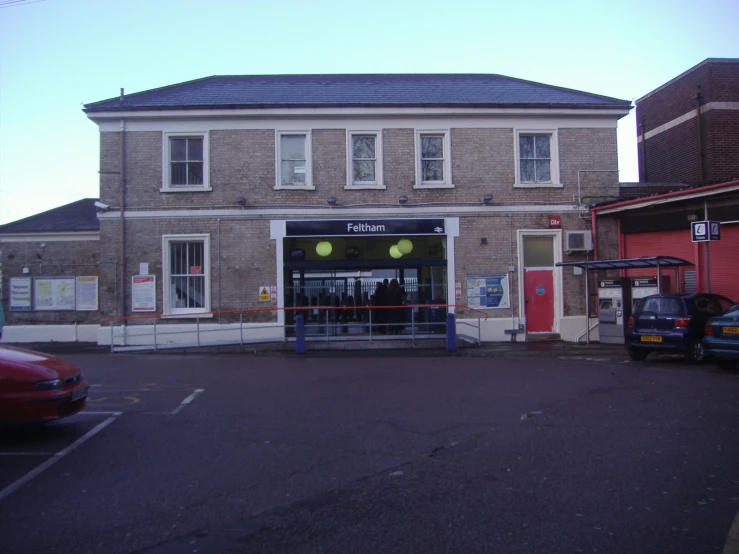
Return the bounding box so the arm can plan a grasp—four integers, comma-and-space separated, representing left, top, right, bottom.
722, 303, 739, 317
640, 297, 682, 315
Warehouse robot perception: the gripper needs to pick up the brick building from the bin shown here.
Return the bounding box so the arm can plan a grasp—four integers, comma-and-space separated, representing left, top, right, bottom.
4, 74, 634, 345
637, 58, 739, 185
0, 199, 103, 342
592, 59, 739, 317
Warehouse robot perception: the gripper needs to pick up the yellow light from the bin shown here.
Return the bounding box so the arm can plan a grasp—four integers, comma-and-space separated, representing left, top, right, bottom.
389, 245, 402, 259
397, 239, 413, 254
316, 241, 333, 257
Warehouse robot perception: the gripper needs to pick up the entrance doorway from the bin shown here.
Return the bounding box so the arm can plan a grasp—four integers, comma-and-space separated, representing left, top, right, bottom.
283, 235, 448, 337
522, 235, 556, 333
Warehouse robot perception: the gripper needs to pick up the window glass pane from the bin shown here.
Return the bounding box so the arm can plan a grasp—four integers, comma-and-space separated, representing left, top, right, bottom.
519, 136, 534, 158
535, 160, 551, 181
188, 162, 204, 185
281, 135, 305, 161
352, 136, 375, 159
185, 276, 205, 308
534, 135, 550, 158
281, 160, 306, 185
171, 139, 187, 161
523, 236, 554, 267
421, 136, 443, 159
422, 160, 444, 181
353, 160, 376, 182
188, 138, 203, 161
171, 163, 187, 185
520, 159, 535, 182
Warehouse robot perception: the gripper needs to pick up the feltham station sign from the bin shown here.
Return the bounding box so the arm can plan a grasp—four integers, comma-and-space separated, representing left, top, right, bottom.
286, 219, 446, 237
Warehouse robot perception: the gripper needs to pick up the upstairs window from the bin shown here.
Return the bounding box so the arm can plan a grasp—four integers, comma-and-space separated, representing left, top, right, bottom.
347, 132, 383, 188
277, 132, 313, 189
415, 131, 452, 188
162, 132, 210, 192
515, 130, 560, 187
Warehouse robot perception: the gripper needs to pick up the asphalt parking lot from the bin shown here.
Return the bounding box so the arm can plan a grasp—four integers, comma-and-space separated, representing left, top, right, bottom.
0, 349, 738, 554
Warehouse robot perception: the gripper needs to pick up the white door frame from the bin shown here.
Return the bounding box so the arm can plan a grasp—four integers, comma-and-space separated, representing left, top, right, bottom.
517, 229, 563, 333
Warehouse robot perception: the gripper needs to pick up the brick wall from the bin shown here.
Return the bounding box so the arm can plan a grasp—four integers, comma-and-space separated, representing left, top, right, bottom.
113, 217, 276, 323
100, 125, 619, 209
0, 239, 103, 325
636, 60, 739, 184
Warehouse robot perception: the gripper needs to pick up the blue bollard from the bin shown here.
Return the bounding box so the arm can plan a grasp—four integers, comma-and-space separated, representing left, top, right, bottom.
445, 313, 456, 352
296, 315, 306, 355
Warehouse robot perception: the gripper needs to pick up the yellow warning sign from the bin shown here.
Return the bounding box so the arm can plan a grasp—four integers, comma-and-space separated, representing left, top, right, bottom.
259, 286, 270, 302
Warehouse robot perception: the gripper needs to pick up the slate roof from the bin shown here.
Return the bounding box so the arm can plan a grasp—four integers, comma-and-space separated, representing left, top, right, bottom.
85, 74, 631, 112
0, 198, 99, 234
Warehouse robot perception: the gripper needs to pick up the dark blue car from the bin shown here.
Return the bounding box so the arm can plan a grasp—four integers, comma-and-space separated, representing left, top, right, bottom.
703, 303, 739, 370
625, 293, 734, 363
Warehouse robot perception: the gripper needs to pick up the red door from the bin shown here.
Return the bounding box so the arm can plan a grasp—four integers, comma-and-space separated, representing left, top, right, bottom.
524, 269, 555, 332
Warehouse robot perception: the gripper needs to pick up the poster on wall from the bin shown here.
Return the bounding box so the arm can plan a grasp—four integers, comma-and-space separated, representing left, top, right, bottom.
76, 276, 99, 311
132, 275, 156, 312
34, 277, 76, 311
10, 277, 32, 311
466, 274, 510, 309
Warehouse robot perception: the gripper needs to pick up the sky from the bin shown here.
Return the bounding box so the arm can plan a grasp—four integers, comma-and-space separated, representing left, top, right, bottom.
1, 0, 738, 225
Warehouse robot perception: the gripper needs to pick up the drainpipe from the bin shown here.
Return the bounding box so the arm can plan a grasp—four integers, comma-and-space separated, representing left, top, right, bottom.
119, 111, 126, 319
696, 88, 705, 185
217, 218, 222, 322
590, 207, 598, 260
639, 117, 648, 182
704, 200, 710, 293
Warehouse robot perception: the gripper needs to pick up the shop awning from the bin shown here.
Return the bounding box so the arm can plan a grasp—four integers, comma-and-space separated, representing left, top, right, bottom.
556, 256, 694, 270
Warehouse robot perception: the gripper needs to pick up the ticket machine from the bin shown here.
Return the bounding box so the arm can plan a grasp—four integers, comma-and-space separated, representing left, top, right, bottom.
630, 276, 661, 311
598, 278, 631, 344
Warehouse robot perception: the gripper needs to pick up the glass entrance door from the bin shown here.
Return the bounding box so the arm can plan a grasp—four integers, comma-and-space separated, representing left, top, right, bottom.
283, 235, 448, 337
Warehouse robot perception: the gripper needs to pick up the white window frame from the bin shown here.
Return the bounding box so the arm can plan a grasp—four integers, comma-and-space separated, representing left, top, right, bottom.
275, 131, 314, 190
161, 132, 211, 192
415, 130, 453, 188
346, 131, 384, 189
162, 234, 211, 316
514, 129, 561, 188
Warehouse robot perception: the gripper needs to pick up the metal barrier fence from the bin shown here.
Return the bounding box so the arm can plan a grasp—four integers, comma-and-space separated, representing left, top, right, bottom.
103, 304, 487, 353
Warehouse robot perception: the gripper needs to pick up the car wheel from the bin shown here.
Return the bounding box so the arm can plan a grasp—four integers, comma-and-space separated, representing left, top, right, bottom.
628, 347, 649, 361
716, 359, 739, 371
684, 342, 705, 364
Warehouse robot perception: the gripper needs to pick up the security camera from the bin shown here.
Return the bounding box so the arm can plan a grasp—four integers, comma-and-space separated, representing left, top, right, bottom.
94, 201, 111, 210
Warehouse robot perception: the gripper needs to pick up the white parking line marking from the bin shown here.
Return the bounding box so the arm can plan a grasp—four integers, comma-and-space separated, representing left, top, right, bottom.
171, 389, 205, 415
77, 411, 124, 416
0, 414, 119, 503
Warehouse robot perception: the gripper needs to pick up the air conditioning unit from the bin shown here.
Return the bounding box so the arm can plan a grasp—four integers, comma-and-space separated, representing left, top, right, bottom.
565, 230, 593, 252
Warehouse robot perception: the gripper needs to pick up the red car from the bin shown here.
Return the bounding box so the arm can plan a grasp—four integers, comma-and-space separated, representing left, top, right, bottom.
0, 345, 89, 422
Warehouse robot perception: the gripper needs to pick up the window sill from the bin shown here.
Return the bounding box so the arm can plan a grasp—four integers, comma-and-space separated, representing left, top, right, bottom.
161, 312, 214, 319
344, 183, 386, 190
160, 186, 213, 193
413, 183, 455, 189
514, 182, 563, 188
274, 185, 316, 191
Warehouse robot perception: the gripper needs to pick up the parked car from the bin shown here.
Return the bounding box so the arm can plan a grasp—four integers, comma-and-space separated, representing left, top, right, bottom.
703, 303, 739, 370
625, 293, 734, 363
0, 345, 89, 422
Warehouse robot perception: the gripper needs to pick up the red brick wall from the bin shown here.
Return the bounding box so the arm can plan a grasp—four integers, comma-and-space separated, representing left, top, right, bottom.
636, 60, 739, 184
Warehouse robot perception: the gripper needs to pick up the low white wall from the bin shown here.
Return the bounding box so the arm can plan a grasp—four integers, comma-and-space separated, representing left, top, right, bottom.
97, 322, 285, 346
458, 317, 523, 343
1, 318, 603, 345
559, 316, 600, 343
0, 325, 100, 344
